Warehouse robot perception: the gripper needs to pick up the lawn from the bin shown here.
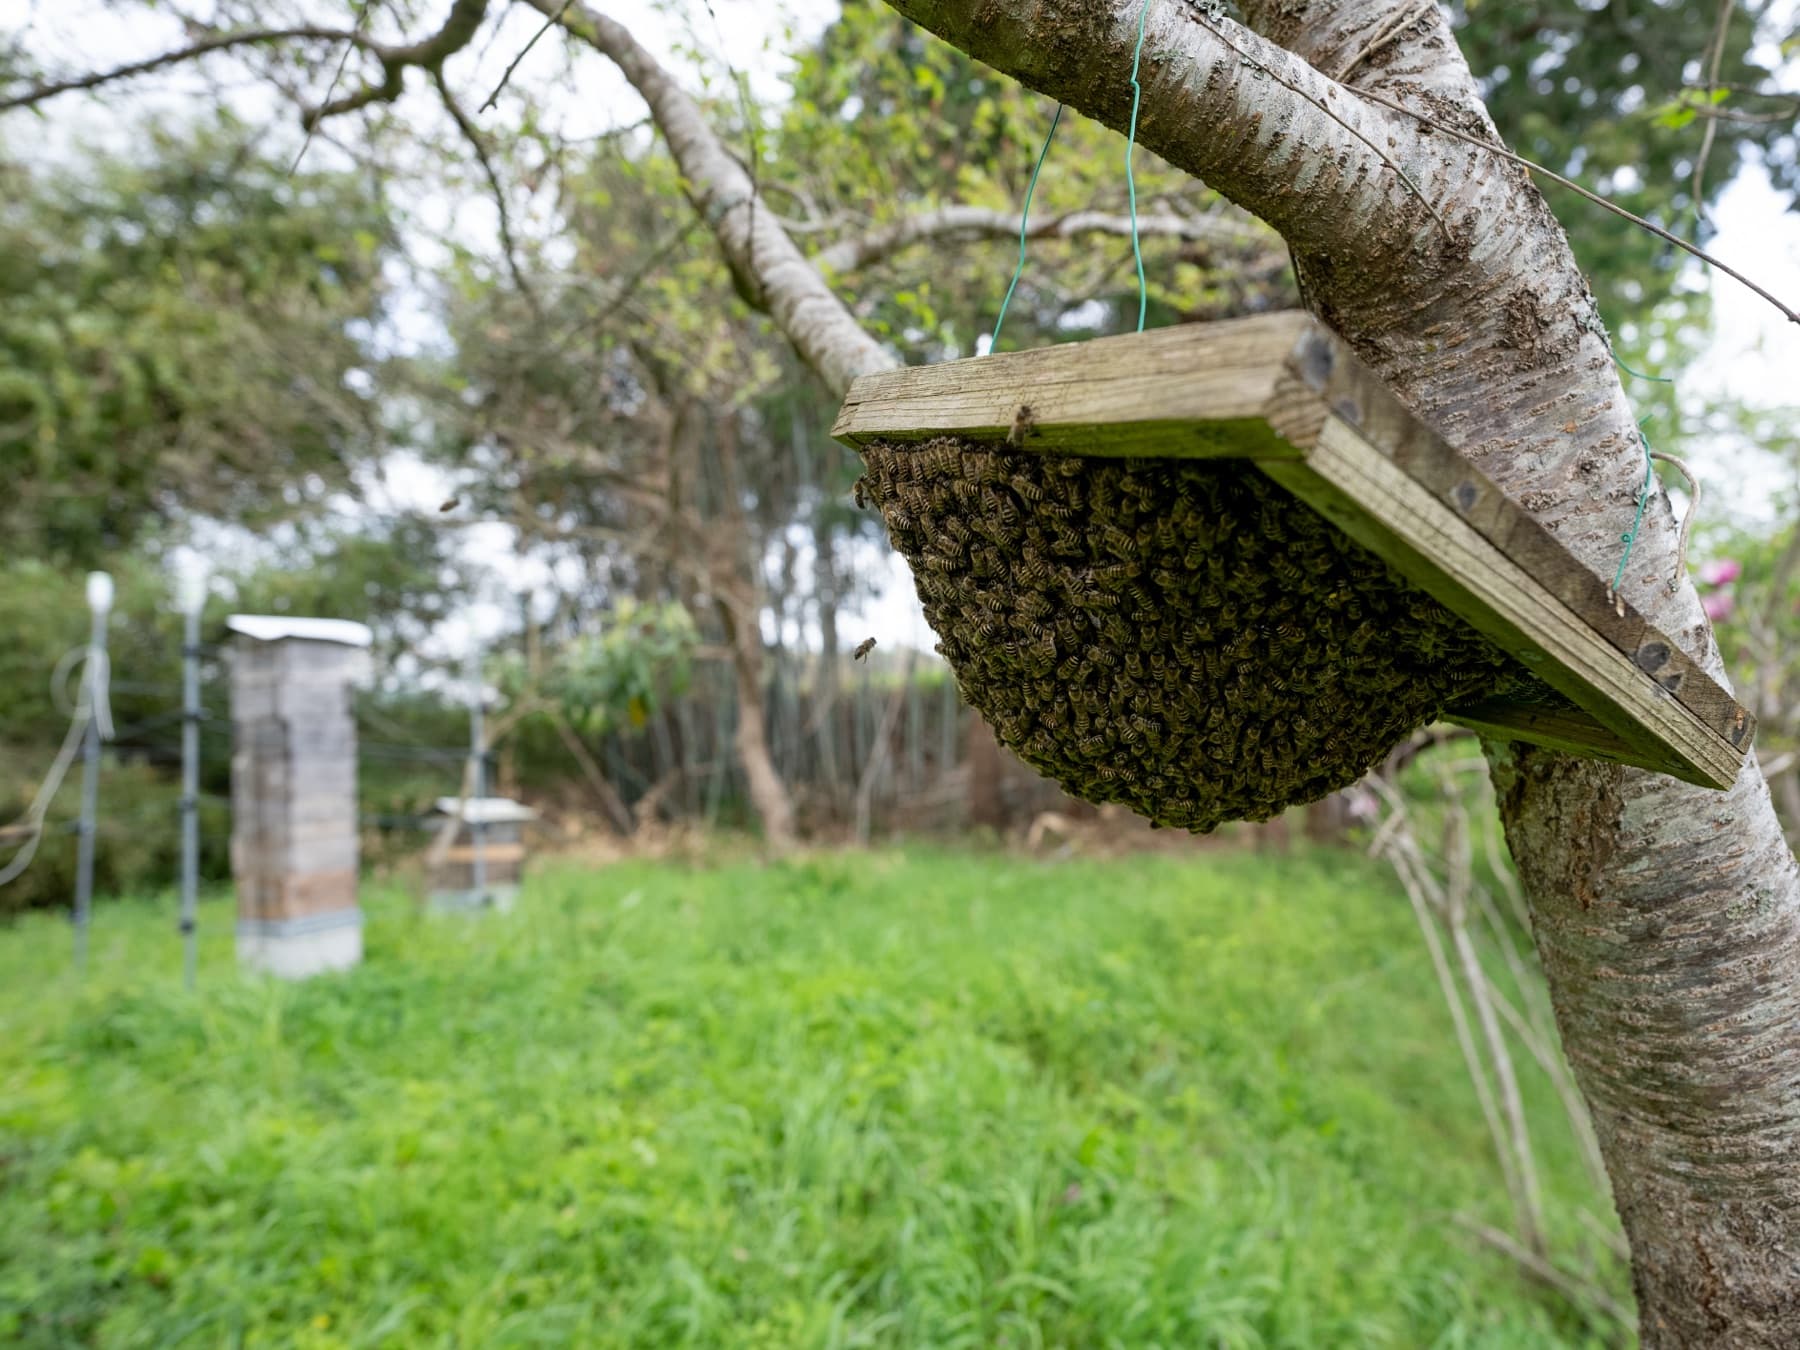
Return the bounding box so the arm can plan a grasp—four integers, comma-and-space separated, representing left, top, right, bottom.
0, 848, 1627, 1348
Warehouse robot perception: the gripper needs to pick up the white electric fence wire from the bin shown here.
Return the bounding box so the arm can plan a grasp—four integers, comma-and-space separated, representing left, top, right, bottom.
0, 647, 113, 887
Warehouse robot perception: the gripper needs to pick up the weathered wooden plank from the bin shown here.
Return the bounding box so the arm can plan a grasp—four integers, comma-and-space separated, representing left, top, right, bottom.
235, 868, 359, 921
1268, 330, 1754, 757
1445, 694, 1660, 766
443, 842, 526, 865
831, 311, 1312, 457
430, 861, 525, 890
1259, 417, 1741, 788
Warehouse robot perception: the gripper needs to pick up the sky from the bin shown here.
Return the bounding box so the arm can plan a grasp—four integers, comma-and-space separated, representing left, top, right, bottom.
4, 0, 1797, 661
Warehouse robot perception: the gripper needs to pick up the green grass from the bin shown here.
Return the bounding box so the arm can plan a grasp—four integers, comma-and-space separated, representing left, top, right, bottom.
0, 848, 1626, 1348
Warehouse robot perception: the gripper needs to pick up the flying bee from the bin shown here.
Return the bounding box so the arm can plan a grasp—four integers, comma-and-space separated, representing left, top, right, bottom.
853, 637, 877, 662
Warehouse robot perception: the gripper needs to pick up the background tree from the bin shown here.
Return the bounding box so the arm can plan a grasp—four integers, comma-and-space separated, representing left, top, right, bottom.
0, 118, 398, 563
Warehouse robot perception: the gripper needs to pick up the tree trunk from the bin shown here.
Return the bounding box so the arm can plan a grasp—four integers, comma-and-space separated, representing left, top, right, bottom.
1303, 794, 1350, 846
652, 386, 800, 852
708, 414, 799, 853
812, 506, 845, 795
715, 585, 797, 851
966, 715, 1006, 831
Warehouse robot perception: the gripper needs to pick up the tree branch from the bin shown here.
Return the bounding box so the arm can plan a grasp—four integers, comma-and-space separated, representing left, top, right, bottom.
813, 204, 1275, 273
1, 26, 373, 114
305, 0, 490, 128
878, 0, 1449, 268
1692, 0, 1735, 222
523, 0, 895, 396
431, 66, 540, 313
4, 2, 492, 127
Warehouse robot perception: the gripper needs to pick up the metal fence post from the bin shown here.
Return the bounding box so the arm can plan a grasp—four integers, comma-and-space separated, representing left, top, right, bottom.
72, 571, 113, 972
467, 650, 488, 905
178, 569, 206, 987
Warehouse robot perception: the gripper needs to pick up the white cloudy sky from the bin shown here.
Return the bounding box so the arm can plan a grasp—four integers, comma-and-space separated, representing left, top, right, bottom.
4, 0, 1796, 660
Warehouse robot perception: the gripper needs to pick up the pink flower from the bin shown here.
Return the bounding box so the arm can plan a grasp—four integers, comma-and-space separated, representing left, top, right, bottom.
1698, 558, 1742, 587
1703, 592, 1736, 622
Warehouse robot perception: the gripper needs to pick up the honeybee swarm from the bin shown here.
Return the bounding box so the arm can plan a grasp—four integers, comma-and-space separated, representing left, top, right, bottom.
857, 437, 1525, 832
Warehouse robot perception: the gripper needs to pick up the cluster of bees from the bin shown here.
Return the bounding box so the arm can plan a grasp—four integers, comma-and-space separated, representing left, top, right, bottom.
857, 437, 1526, 831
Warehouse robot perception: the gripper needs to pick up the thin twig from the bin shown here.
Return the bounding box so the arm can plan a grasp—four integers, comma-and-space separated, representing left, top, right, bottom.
431, 67, 541, 313
293, 2, 379, 173
1761, 749, 1798, 780
1491, 986, 1611, 1198
1576, 1206, 1633, 1267
1, 25, 373, 114
1369, 792, 1526, 1231
1649, 450, 1701, 594
306, 0, 490, 128
1442, 800, 1548, 1257
479, 0, 572, 113
1342, 81, 1800, 326
1476, 807, 1533, 936
1454, 1215, 1636, 1329
1334, 0, 1436, 84
1692, 0, 1735, 225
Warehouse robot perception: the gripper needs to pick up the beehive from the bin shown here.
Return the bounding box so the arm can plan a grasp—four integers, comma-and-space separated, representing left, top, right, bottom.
426, 797, 535, 913
228, 615, 371, 977
833, 313, 1753, 829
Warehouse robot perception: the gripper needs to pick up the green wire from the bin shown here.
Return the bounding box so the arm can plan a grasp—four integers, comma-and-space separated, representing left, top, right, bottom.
991, 0, 1158, 350
1611, 423, 1656, 596
1605, 340, 1673, 594
1612, 351, 1674, 385
1127, 0, 1153, 333
990, 103, 1064, 351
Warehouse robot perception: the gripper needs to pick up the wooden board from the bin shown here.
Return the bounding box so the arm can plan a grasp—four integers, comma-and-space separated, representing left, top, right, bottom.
442, 843, 527, 865
832, 316, 1754, 790
832, 314, 1309, 459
